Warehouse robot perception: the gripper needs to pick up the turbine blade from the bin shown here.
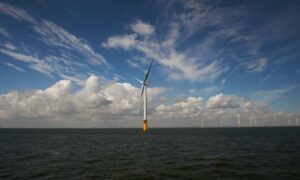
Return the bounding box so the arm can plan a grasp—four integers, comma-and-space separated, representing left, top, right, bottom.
143, 60, 153, 83
134, 77, 143, 84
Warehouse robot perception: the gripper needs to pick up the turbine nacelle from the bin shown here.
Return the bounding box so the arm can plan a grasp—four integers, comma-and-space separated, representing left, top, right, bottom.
134, 78, 151, 86
143, 82, 150, 86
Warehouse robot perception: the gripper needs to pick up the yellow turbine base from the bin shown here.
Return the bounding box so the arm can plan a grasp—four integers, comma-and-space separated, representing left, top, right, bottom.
143, 120, 149, 132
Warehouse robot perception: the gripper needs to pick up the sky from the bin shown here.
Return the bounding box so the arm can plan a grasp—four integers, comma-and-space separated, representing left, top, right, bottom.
0, 0, 300, 128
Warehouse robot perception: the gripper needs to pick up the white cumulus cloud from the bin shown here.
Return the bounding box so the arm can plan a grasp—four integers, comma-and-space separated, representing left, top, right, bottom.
0, 75, 166, 121
103, 34, 137, 50
156, 97, 205, 118
130, 20, 155, 36
207, 93, 239, 109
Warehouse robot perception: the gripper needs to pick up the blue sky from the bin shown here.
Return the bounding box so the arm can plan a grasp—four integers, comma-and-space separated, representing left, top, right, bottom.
0, 0, 299, 127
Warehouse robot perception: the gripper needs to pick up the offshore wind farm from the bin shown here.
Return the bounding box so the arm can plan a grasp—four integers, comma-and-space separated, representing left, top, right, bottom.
0, 0, 300, 179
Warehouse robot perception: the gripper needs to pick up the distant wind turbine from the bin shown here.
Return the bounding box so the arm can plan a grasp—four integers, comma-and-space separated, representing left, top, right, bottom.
138, 60, 153, 132
296, 118, 299, 126
249, 116, 253, 127
201, 118, 204, 128
237, 114, 240, 128
253, 107, 257, 127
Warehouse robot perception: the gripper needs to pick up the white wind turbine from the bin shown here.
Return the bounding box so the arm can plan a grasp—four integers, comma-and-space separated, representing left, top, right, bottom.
201, 118, 204, 128
137, 60, 153, 132
237, 114, 241, 128
296, 118, 299, 126
250, 112, 256, 127
249, 116, 253, 127
253, 106, 258, 127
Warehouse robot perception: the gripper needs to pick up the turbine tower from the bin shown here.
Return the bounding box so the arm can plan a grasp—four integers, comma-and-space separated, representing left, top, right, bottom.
201, 118, 204, 128
296, 118, 299, 126
138, 60, 153, 132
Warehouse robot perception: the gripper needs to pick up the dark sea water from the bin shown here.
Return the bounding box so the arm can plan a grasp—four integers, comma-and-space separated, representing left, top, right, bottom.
0, 128, 299, 179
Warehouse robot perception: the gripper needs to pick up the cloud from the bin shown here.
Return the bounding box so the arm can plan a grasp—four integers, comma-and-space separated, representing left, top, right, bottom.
174, 0, 224, 38
103, 19, 224, 82
34, 20, 108, 66
130, 20, 154, 36
103, 82, 166, 115
102, 0, 268, 82
0, 2, 36, 23
0, 27, 10, 37
2, 42, 17, 50
0, 79, 76, 119
0, 76, 104, 120
0, 75, 166, 121
126, 56, 149, 70
0, 76, 296, 127
156, 97, 205, 118
254, 85, 297, 104
207, 93, 239, 109
241, 58, 268, 72
73, 75, 112, 109
0, 3, 110, 83
59, 74, 86, 86
103, 34, 137, 50
0, 48, 39, 63
0, 47, 101, 81
4, 62, 25, 72
0, 1, 298, 127
0, 48, 55, 77
29, 60, 55, 78
220, 79, 226, 88
242, 102, 256, 112
164, 1, 269, 74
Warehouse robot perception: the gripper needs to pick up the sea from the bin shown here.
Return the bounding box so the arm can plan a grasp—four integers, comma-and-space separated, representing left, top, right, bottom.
0, 127, 299, 179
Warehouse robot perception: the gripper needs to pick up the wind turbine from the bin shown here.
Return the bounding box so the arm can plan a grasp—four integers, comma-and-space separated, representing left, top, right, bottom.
296, 118, 299, 126
201, 118, 204, 128
237, 114, 240, 128
138, 60, 153, 132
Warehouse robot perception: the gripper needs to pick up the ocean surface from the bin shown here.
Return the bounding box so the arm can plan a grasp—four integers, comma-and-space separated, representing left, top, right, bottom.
0, 127, 299, 179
